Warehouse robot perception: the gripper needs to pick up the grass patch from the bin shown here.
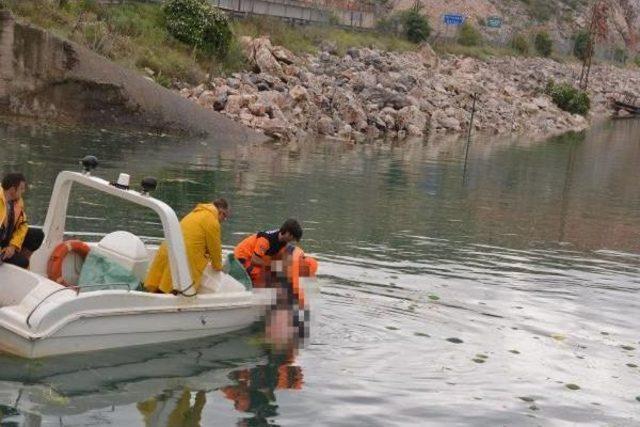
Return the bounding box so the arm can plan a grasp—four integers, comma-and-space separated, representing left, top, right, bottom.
434, 43, 520, 60
5, 0, 207, 84
3, 1, 415, 83
232, 16, 415, 56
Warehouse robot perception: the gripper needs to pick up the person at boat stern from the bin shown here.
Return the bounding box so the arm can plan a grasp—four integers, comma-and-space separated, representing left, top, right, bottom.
233, 219, 303, 287
144, 198, 230, 294
0, 173, 44, 269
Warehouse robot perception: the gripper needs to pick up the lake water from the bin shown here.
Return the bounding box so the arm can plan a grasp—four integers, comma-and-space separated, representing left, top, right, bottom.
0, 119, 639, 426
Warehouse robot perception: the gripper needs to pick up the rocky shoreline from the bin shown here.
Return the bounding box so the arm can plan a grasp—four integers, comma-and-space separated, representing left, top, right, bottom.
178, 37, 640, 142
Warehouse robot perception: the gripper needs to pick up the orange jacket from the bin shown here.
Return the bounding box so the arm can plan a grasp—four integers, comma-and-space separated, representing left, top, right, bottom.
234, 233, 278, 265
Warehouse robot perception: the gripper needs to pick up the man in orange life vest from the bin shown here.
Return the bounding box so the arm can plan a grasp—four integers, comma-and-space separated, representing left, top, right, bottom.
233, 219, 303, 287
0, 173, 44, 269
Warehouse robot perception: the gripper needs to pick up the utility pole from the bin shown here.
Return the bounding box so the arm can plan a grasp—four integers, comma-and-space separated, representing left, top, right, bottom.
578, 0, 609, 90
462, 92, 478, 184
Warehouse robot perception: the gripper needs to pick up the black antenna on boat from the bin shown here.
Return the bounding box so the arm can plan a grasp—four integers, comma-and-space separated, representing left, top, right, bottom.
80, 156, 98, 175
141, 177, 158, 196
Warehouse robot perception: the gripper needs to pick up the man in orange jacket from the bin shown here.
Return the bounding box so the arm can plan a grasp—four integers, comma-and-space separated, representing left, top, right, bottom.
233, 219, 303, 287
0, 173, 44, 268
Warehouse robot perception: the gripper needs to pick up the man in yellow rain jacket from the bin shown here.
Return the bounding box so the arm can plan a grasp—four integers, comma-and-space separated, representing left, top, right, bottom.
144, 198, 230, 294
1, 173, 44, 268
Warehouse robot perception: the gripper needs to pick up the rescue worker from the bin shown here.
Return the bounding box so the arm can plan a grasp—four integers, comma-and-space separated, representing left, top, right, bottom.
233, 219, 303, 287
0, 173, 44, 269
221, 341, 302, 422
144, 198, 230, 294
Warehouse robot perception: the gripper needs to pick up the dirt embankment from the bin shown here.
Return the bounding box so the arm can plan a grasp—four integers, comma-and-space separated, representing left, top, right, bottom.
0, 10, 267, 142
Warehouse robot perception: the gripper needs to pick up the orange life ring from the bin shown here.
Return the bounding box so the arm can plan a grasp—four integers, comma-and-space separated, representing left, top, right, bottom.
47, 240, 91, 286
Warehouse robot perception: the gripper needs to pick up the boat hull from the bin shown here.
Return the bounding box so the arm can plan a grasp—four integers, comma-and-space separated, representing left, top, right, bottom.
0, 263, 275, 359
0, 304, 263, 359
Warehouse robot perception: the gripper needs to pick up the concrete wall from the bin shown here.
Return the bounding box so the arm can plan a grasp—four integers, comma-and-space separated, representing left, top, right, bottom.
212, 0, 375, 28
98, 0, 375, 28
0, 11, 267, 142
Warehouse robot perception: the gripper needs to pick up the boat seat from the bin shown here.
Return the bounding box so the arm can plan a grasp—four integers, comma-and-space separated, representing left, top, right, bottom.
77, 231, 149, 291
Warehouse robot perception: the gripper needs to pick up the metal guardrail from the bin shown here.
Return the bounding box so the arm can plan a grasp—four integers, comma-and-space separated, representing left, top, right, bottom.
97, 0, 375, 28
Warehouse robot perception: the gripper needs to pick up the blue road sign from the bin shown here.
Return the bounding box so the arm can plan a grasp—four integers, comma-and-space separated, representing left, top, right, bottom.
443, 14, 465, 26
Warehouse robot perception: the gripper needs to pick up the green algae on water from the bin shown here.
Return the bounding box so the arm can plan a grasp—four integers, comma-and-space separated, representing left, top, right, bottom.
509, 349, 520, 354
414, 332, 430, 337
565, 384, 580, 390
428, 295, 440, 301
446, 337, 463, 344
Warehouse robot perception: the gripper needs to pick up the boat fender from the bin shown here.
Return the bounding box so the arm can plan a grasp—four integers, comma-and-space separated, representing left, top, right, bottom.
47, 240, 91, 286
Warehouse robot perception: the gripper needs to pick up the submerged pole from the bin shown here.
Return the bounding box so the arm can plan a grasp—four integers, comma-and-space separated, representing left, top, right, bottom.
462, 92, 478, 183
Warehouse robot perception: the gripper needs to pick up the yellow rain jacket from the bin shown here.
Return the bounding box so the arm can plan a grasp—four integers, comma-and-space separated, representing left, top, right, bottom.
145, 203, 223, 294
137, 388, 206, 427
0, 188, 28, 250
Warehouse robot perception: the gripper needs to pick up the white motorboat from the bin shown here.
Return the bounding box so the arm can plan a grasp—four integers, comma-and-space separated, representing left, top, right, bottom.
0, 158, 276, 359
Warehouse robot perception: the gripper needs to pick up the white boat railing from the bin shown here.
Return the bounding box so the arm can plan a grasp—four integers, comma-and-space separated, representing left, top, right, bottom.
25, 286, 79, 328
30, 171, 195, 295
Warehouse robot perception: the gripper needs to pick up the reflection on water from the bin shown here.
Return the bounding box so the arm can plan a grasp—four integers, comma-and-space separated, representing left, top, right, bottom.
0, 118, 639, 425
221, 348, 302, 425
136, 339, 302, 427
0, 321, 305, 426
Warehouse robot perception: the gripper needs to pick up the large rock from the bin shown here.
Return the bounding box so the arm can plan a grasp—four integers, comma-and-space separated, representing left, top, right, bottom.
417, 43, 439, 69
271, 45, 296, 65
396, 105, 427, 135
317, 116, 335, 135
241, 36, 283, 76
290, 85, 308, 102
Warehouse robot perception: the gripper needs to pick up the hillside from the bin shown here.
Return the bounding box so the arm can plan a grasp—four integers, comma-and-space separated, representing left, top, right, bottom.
394, 0, 639, 55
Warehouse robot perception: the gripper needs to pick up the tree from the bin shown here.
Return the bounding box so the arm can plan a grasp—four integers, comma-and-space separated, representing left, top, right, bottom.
163, 0, 232, 57
573, 31, 590, 61
402, 1, 431, 43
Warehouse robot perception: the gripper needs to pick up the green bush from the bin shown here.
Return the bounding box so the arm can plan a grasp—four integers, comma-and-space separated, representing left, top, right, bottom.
510, 34, 529, 55
573, 31, 590, 61
534, 31, 552, 57
458, 23, 482, 46
546, 81, 590, 115
635, 55, 640, 68
163, 0, 232, 57
613, 46, 628, 64
401, 6, 431, 43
